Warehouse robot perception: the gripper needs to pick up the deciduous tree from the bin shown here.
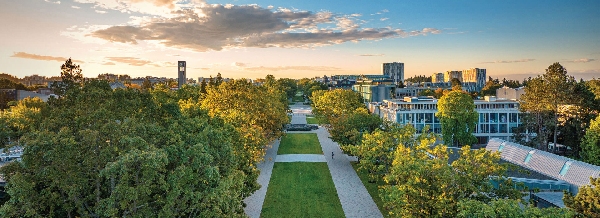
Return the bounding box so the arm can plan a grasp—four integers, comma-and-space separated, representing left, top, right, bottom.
436, 90, 478, 146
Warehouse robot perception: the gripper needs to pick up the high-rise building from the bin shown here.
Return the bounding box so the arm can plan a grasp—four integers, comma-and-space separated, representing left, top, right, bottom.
177, 61, 186, 89
462, 68, 486, 88
431, 72, 444, 83
443, 70, 462, 83
383, 62, 404, 85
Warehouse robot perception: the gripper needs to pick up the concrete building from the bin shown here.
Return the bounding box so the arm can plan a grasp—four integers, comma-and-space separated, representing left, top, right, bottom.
496, 86, 525, 100
431, 72, 444, 83
383, 62, 404, 85
443, 70, 462, 83
462, 68, 486, 89
374, 96, 521, 145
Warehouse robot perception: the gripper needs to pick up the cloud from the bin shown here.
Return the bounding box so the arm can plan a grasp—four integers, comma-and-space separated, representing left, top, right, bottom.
84, 4, 441, 52
106, 57, 157, 67
243, 65, 342, 71
103, 62, 116, 65
11, 52, 85, 63
232, 62, 247, 67
380, 18, 389, 21
44, 0, 61, 4
480, 59, 535, 64
72, 5, 81, 9
358, 54, 385, 57
566, 58, 596, 63
95, 10, 107, 14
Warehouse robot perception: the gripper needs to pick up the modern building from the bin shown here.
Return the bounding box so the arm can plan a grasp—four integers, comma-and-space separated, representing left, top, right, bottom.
177, 61, 186, 89
431, 72, 445, 84
374, 96, 521, 144
443, 70, 462, 83
496, 86, 525, 100
353, 83, 395, 103
383, 62, 404, 85
462, 68, 486, 89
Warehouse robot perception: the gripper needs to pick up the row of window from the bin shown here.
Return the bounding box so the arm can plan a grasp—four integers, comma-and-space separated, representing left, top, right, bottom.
396, 112, 521, 126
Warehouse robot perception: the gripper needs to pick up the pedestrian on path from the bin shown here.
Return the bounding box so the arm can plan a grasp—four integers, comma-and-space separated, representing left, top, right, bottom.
332, 151, 334, 159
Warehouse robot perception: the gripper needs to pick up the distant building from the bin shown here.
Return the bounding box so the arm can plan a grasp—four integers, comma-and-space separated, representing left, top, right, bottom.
383, 62, 404, 85
496, 86, 525, 100
443, 70, 462, 83
431, 72, 444, 83
352, 83, 395, 103
177, 61, 186, 89
462, 68, 487, 90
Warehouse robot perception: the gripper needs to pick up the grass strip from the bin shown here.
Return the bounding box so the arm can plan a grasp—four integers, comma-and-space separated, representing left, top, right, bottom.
262, 162, 344, 218
278, 133, 322, 154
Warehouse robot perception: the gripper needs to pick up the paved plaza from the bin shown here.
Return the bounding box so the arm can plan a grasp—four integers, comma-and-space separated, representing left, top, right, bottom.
244, 102, 383, 218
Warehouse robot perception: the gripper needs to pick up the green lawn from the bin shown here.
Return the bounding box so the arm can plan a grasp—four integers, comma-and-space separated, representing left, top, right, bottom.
278, 133, 322, 154
351, 162, 389, 217
306, 116, 319, 124
262, 162, 344, 218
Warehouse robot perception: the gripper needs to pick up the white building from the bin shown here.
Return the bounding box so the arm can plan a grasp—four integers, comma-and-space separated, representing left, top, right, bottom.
374, 96, 521, 145
383, 62, 404, 85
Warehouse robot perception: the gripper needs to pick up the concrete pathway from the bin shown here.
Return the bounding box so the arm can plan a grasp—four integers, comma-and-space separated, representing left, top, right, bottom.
244, 103, 383, 218
243, 138, 279, 218
275, 154, 326, 162
315, 127, 383, 218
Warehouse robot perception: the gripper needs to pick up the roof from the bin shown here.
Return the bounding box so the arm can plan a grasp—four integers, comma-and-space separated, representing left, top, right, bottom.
487, 138, 600, 188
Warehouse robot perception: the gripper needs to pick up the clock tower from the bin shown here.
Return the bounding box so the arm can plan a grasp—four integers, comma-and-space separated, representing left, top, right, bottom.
178, 61, 186, 89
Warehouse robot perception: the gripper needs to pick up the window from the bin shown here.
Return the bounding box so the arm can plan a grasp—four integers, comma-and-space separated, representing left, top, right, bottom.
500, 124, 508, 133
524, 150, 535, 164
559, 161, 572, 176
498, 142, 506, 152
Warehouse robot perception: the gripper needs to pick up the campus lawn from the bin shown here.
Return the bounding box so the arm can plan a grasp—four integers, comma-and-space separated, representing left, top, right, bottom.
305, 116, 319, 124
278, 133, 322, 154
351, 162, 389, 217
261, 162, 344, 218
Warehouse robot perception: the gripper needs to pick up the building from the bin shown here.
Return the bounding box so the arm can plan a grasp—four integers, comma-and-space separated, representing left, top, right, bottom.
383, 62, 404, 86
496, 86, 525, 100
177, 61, 186, 89
353, 83, 395, 103
375, 96, 520, 144
431, 72, 445, 83
443, 70, 462, 83
462, 68, 486, 89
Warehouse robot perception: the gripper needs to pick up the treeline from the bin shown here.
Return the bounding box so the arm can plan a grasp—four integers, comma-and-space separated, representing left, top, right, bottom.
0, 59, 292, 217
310, 87, 597, 217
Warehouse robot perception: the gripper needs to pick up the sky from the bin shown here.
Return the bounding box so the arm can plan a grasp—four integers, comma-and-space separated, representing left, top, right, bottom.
1, 0, 599, 81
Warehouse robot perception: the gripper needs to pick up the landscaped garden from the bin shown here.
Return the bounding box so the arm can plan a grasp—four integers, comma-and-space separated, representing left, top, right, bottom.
278, 133, 322, 154
261, 162, 344, 218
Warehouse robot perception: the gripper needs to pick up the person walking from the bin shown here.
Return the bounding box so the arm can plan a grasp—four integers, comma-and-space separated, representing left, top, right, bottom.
331, 151, 334, 159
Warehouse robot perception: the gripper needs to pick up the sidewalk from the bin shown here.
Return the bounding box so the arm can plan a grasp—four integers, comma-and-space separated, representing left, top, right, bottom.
244, 107, 383, 218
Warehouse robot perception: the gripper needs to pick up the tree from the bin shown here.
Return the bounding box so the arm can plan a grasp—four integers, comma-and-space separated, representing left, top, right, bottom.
564, 177, 600, 217
328, 107, 383, 146
0, 76, 262, 217
581, 115, 600, 165
458, 199, 574, 218
418, 89, 435, 97
480, 80, 502, 96
311, 89, 365, 124
141, 78, 152, 90
436, 90, 478, 146
52, 58, 83, 96
381, 144, 520, 217
519, 63, 577, 151
451, 78, 462, 88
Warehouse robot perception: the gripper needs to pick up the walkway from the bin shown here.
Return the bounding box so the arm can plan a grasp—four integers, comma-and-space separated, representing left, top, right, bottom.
244, 102, 382, 218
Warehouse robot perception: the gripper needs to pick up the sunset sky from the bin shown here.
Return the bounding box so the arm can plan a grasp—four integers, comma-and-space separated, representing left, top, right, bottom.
1, 0, 599, 80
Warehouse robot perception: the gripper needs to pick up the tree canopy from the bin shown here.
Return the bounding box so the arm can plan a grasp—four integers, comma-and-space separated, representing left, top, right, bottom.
0, 60, 289, 217
436, 90, 478, 146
